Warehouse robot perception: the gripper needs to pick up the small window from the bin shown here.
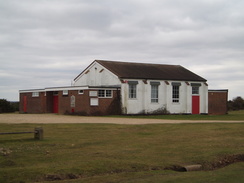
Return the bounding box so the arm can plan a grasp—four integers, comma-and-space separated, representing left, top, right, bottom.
78, 90, 84, 94
98, 90, 105, 97
192, 87, 199, 95
32, 92, 39, 97
63, 90, 68, 95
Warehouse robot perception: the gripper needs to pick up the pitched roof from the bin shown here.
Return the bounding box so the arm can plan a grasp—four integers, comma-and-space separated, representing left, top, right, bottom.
95, 60, 207, 82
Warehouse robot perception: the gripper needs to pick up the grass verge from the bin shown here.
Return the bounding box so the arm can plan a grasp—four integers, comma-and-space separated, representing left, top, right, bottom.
0, 122, 243, 183
108, 110, 244, 121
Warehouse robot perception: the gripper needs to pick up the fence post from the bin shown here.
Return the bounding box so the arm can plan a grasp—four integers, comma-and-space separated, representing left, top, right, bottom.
34, 127, 43, 140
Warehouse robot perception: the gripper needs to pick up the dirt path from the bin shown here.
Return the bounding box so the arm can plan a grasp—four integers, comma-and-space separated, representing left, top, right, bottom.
0, 113, 243, 124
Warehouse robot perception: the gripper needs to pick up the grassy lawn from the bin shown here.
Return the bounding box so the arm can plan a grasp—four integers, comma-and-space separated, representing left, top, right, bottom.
0, 121, 244, 183
109, 110, 244, 121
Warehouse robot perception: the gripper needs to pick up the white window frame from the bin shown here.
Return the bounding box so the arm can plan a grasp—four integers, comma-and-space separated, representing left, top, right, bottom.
32, 92, 39, 97
98, 90, 105, 97
151, 85, 159, 103
128, 81, 138, 99
106, 90, 112, 98
172, 85, 180, 103
129, 84, 136, 99
98, 90, 112, 98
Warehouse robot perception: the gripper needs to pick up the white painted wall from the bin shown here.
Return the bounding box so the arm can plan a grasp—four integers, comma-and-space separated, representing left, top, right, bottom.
121, 80, 208, 114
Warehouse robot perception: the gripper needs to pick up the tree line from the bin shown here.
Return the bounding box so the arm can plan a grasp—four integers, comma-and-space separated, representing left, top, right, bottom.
228, 96, 244, 111
0, 99, 19, 113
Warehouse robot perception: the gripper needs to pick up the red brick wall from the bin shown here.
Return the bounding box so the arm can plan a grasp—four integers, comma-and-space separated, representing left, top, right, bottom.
19, 92, 46, 113
208, 90, 228, 115
19, 89, 121, 115
58, 89, 121, 115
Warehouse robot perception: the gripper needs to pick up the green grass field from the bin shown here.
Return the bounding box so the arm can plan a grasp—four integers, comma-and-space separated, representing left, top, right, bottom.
109, 110, 244, 121
0, 112, 244, 183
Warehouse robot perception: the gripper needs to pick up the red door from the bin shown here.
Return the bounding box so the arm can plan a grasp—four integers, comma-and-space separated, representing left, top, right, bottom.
53, 96, 59, 113
192, 96, 200, 114
23, 96, 27, 112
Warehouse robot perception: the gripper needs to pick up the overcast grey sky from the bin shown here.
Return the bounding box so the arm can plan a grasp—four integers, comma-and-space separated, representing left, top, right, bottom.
1, 0, 244, 101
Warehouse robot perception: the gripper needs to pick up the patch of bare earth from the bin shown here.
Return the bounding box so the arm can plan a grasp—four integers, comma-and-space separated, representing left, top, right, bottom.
37, 154, 244, 182
165, 154, 244, 172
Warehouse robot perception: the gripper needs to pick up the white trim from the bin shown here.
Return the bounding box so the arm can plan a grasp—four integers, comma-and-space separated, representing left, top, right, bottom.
45, 86, 89, 91
19, 89, 45, 93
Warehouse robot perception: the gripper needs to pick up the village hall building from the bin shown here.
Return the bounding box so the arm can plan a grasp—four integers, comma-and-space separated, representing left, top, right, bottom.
19, 60, 228, 115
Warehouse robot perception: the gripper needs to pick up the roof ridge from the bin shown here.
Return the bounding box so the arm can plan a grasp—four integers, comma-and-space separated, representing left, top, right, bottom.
95, 59, 180, 67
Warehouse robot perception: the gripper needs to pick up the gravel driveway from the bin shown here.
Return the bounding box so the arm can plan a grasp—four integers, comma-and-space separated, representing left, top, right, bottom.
0, 113, 243, 124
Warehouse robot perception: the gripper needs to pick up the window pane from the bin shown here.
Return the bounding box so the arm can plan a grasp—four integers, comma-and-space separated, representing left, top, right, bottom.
106, 90, 112, 97
192, 87, 199, 95
98, 90, 105, 97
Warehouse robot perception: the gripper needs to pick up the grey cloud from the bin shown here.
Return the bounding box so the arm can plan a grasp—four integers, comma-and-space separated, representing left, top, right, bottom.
0, 0, 244, 101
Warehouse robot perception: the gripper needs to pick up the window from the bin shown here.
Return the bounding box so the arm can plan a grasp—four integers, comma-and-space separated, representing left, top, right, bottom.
151, 83, 159, 103
192, 87, 199, 95
32, 92, 39, 97
63, 90, 68, 95
98, 90, 105, 97
106, 90, 112, 97
98, 90, 112, 98
191, 83, 201, 95
128, 81, 138, 99
78, 90, 84, 94
172, 85, 180, 103
129, 84, 137, 99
